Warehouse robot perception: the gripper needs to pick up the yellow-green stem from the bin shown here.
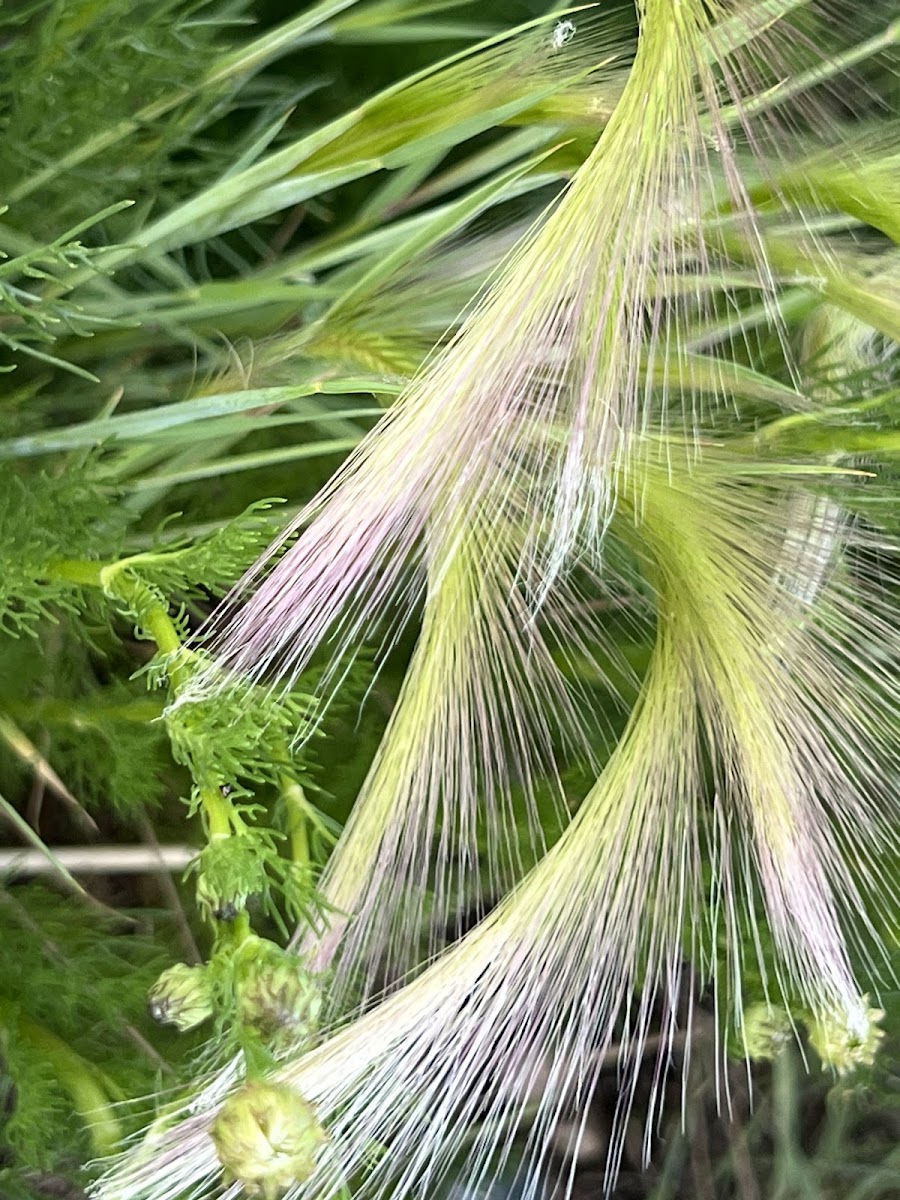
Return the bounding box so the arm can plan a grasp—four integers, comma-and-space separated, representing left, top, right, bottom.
43, 558, 234, 841
231, 908, 252, 947
281, 773, 311, 871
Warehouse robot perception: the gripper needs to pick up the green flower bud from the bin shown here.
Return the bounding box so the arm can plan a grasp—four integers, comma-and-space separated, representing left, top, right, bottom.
807, 997, 885, 1076
192, 836, 267, 922
210, 1081, 326, 1200
148, 963, 213, 1032
195, 863, 248, 922
236, 936, 323, 1047
740, 1003, 791, 1061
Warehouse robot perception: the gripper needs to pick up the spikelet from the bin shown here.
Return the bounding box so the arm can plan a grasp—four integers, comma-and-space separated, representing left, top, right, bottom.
302, 508, 577, 999
302, 481, 638, 1005
93, 442, 898, 1200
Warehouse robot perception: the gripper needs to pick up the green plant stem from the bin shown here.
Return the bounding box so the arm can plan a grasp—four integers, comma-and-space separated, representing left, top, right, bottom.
744, 172, 900, 247
100, 568, 188, 678
745, 393, 899, 457
42, 557, 233, 839
717, 17, 900, 133
714, 229, 900, 342
280, 773, 311, 872
770, 1048, 823, 1200
230, 908, 253, 948
0, 997, 123, 1157
0, 789, 93, 903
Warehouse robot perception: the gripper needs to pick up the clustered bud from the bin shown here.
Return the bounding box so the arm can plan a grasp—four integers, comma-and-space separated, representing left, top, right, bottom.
210, 1080, 327, 1200
236, 935, 323, 1047
147, 963, 213, 1031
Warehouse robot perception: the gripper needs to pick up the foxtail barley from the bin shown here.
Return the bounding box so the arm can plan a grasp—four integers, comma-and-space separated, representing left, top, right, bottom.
98, 444, 897, 1200
103, 3, 900, 1198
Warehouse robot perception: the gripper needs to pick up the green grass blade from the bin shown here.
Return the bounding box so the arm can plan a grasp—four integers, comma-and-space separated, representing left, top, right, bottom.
0, 379, 399, 458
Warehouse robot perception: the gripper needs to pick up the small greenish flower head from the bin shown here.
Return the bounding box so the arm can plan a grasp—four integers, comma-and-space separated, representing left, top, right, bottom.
210, 1080, 327, 1200
147, 962, 214, 1032
236, 936, 323, 1047
194, 837, 255, 922
807, 998, 885, 1076
740, 1003, 792, 1062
